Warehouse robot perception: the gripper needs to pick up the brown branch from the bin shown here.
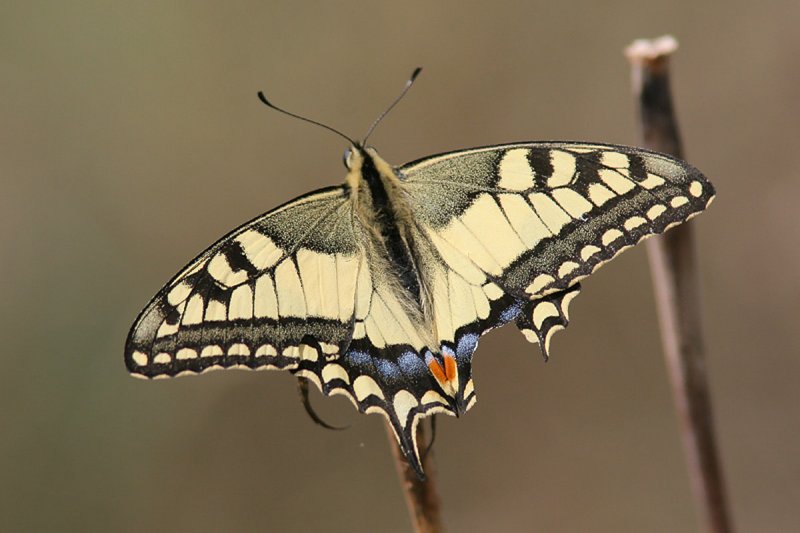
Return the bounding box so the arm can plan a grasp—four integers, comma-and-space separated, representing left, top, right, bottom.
625, 36, 733, 533
385, 421, 444, 533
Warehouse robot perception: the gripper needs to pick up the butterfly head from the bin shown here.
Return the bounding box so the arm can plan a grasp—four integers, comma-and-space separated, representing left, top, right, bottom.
342, 143, 382, 168
343, 144, 399, 192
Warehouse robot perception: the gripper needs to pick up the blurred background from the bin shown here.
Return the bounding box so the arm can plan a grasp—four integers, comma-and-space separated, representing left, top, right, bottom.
2, 1, 798, 531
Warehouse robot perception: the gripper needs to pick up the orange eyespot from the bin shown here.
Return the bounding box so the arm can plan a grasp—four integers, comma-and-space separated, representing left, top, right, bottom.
443, 354, 457, 383
427, 358, 447, 384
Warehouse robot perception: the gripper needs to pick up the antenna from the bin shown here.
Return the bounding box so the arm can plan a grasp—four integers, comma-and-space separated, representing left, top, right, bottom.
362, 67, 422, 144
257, 91, 355, 145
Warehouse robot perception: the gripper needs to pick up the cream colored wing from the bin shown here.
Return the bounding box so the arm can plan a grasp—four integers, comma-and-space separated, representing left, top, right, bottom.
125, 186, 361, 378
400, 142, 715, 353
125, 184, 461, 478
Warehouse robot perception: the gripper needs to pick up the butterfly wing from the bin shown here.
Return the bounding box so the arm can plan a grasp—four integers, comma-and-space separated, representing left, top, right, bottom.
400, 142, 715, 356
125, 186, 363, 378
125, 184, 460, 476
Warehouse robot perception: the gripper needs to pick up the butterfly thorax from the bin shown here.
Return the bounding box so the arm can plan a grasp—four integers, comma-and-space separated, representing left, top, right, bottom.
345, 147, 430, 323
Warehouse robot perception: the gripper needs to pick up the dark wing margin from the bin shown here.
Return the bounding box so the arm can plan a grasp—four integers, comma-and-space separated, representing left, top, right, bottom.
125, 186, 361, 379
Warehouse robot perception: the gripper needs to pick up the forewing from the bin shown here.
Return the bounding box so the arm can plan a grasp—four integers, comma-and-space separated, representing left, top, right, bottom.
400, 142, 714, 345
125, 186, 361, 378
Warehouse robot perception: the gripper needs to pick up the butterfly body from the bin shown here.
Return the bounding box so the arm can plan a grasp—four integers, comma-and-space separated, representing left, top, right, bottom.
126, 139, 714, 477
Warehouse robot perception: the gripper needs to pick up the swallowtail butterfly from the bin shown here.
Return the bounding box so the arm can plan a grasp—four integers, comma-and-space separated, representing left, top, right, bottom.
125, 70, 714, 477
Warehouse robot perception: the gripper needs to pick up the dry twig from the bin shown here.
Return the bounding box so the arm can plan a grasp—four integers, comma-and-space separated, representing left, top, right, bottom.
386, 421, 443, 533
625, 36, 733, 533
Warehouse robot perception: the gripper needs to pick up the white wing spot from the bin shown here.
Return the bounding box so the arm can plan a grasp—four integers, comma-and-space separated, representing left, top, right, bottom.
183, 294, 204, 325
460, 194, 526, 268
599, 169, 635, 194
254, 274, 279, 319
255, 344, 277, 357
204, 300, 227, 322
208, 252, 249, 287
472, 285, 490, 319
352, 322, 366, 339
228, 343, 250, 357
551, 188, 593, 219
624, 216, 648, 231
425, 224, 488, 285
236, 230, 282, 270
319, 342, 339, 355
543, 324, 564, 354
156, 321, 179, 338
548, 150, 577, 188
282, 346, 300, 358
463, 379, 475, 398
353, 375, 385, 401
201, 345, 224, 358
296, 369, 323, 391
526, 274, 555, 295
646, 204, 668, 220
600, 151, 630, 169
689, 181, 703, 197
229, 284, 254, 320
322, 363, 350, 384
393, 390, 419, 426
588, 183, 617, 206
421, 390, 449, 406
354, 255, 373, 320
297, 248, 339, 319
529, 192, 571, 234
482, 282, 504, 300
557, 261, 580, 279
132, 351, 148, 366
275, 261, 307, 317
498, 148, 535, 191
580, 245, 601, 261
154, 352, 171, 364
560, 290, 580, 321
167, 282, 193, 306
299, 344, 319, 362
176, 348, 198, 360
335, 253, 359, 322
671, 196, 689, 208
640, 173, 666, 189
466, 395, 477, 411
498, 193, 550, 248
364, 315, 387, 348
602, 228, 624, 246
532, 301, 559, 329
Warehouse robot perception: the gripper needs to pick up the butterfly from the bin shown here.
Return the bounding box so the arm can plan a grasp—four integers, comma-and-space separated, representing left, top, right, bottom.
125, 69, 714, 478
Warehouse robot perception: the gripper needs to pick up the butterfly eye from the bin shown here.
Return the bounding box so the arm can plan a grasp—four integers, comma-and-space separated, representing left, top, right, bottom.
342, 148, 352, 169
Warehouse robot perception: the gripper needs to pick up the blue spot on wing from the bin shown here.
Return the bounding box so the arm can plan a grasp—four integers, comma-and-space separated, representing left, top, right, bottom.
456, 333, 479, 362
375, 359, 402, 381
345, 350, 372, 370
499, 303, 522, 324
398, 351, 428, 376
